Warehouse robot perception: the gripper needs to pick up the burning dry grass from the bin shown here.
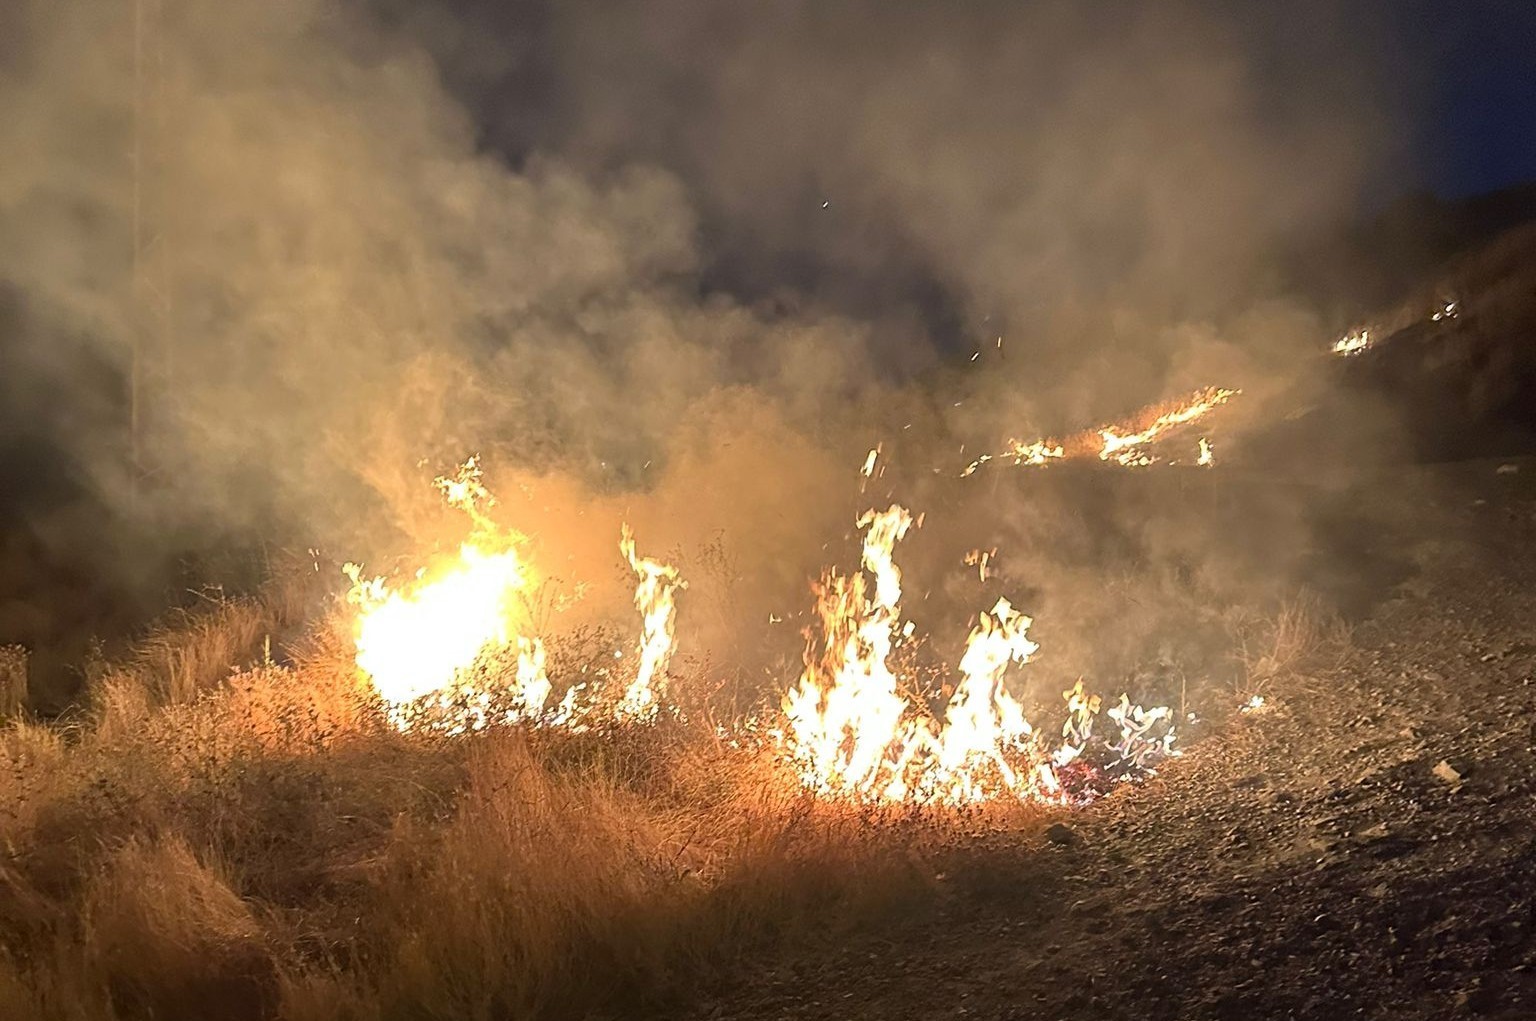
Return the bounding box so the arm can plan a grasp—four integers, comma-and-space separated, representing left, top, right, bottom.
0, 493, 1337, 1019
0, 621, 1018, 1021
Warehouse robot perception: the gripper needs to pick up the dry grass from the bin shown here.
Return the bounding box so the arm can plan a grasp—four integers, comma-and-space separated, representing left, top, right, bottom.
0, 547, 1314, 1019
0, 615, 991, 1021
1228, 590, 1352, 703
83, 550, 333, 714
0, 646, 26, 720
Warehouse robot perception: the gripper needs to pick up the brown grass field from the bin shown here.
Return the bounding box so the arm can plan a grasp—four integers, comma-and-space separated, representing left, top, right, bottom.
0, 574, 1025, 1021
0, 552, 1336, 1021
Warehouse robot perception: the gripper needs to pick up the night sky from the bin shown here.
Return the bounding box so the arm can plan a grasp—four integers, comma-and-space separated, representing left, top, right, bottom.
1396, 1, 1536, 198
377, 1, 1536, 207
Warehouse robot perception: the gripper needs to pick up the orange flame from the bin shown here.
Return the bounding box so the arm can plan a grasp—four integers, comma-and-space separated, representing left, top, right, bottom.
964, 386, 1239, 475
779, 506, 1178, 804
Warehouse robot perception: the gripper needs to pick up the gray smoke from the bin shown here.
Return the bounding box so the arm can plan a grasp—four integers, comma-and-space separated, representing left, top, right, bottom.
0, 0, 1409, 695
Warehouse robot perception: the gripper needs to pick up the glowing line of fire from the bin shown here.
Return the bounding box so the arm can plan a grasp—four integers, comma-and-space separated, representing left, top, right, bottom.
344, 461, 1177, 806
1330, 299, 1458, 359
963, 386, 1239, 476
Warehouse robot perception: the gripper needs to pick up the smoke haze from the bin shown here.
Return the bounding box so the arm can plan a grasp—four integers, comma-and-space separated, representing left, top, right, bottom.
0, 0, 1423, 697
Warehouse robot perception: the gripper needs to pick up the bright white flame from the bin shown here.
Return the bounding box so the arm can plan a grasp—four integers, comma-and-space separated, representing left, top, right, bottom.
1331, 329, 1371, 356
780, 506, 1177, 804
346, 543, 528, 715
615, 525, 686, 721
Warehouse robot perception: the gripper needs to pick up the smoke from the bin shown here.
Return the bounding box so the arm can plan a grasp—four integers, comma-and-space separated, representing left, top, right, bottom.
0, 0, 1408, 697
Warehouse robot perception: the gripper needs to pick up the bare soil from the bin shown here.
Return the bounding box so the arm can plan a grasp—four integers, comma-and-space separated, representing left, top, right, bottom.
678, 462, 1536, 1021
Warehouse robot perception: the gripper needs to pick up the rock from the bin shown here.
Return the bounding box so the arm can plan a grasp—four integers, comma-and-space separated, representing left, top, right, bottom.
1432, 760, 1464, 787
1044, 822, 1078, 845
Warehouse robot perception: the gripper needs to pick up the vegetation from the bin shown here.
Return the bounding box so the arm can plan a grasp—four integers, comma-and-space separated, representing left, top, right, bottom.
0, 544, 1347, 1020
0, 581, 1035, 1021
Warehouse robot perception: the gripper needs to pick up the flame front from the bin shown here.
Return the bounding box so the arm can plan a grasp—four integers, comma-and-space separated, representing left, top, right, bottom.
965, 386, 1238, 475
1331, 328, 1371, 356
346, 544, 530, 711
926, 597, 1039, 803
346, 460, 1176, 803
1097, 386, 1238, 465
780, 506, 1177, 804
347, 459, 683, 730
783, 506, 916, 799
345, 460, 535, 720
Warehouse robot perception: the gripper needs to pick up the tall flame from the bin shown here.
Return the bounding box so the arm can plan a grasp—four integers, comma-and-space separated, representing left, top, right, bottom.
779, 506, 1178, 804
616, 525, 686, 721
782, 506, 915, 799
925, 597, 1039, 803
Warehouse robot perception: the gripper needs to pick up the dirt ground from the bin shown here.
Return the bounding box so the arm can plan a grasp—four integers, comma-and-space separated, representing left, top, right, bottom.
678, 460, 1536, 1021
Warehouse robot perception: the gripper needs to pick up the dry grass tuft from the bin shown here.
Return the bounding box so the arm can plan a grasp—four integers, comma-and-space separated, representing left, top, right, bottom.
0, 646, 27, 720
117, 597, 272, 707
86, 837, 278, 1021
1230, 590, 1352, 701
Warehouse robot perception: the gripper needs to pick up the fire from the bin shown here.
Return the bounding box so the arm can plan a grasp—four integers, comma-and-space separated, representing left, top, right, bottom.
344, 460, 535, 721
1197, 437, 1214, 466
782, 506, 915, 799
1096, 386, 1238, 466
779, 506, 1176, 805
964, 386, 1239, 475
344, 459, 1176, 805
924, 597, 1040, 803
616, 525, 686, 721
860, 446, 880, 478
1331, 328, 1371, 356
346, 459, 683, 730
1010, 439, 1067, 467
345, 544, 531, 713
964, 547, 996, 582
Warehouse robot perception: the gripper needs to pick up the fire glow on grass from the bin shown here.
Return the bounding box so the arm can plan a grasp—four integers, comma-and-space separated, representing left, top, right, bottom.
963, 386, 1239, 476
780, 506, 1177, 805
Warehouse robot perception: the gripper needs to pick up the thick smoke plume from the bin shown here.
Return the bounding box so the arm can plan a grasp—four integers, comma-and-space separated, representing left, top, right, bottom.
0, 0, 1399, 697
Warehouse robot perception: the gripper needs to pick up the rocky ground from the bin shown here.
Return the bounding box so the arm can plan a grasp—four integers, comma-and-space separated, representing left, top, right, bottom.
680, 459, 1536, 1021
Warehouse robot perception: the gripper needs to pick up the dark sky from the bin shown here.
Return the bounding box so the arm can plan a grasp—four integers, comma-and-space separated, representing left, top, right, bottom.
1391, 1, 1536, 197
387, 0, 1536, 202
